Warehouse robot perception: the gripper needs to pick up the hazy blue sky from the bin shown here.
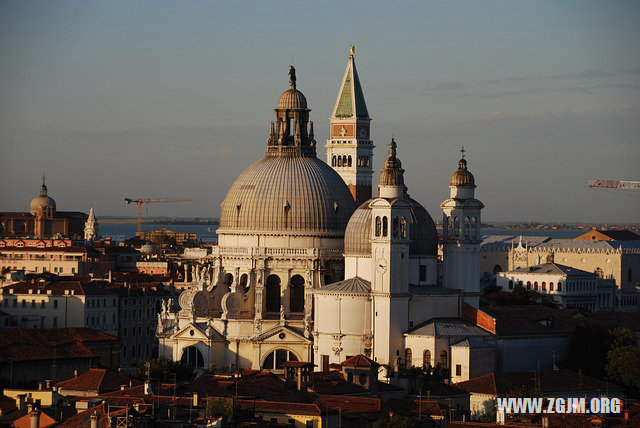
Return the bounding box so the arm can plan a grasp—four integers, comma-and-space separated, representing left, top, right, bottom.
1, 1, 639, 222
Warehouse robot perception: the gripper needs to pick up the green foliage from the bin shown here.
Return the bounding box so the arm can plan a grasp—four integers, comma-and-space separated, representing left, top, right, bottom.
481, 284, 557, 307
606, 328, 640, 395
135, 356, 194, 381
372, 415, 426, 428
206, 397, 233, 419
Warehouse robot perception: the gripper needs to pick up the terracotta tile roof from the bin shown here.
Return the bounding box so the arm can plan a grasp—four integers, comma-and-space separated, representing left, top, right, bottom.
236, 400, 323, 416
309, 370, 368, 395
2, 279, 118, 297
314, 395, 390, 417
55, 368, 141, 395
387, 398, 444, 417
55, 403, 111, 428
341, 354, 379, 367
482, 306, 582, 336
12, 411, 57, 428
453, 370, 621, 396
188, 371, 312, 403
0, 328, 118, 363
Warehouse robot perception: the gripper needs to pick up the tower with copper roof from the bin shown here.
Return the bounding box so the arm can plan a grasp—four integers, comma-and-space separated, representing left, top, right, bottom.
440, 149, 485, 307
326, 45, 374, 206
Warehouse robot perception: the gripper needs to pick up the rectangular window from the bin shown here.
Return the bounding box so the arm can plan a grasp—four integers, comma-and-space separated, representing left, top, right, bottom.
456, 364, 462, 376
13, 299, 17, 307
52, 317, 58, 327
41, 300, 45, 308
306, 421, 314, 428
53, 300, 58, 308
31, 300, 36, 308
419, 265, 426, 282
322, 355, 329, 372
21, 300, 26, 308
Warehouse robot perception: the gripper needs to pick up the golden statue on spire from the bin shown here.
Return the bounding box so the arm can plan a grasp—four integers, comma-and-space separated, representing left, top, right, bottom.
349, 44, 356, 57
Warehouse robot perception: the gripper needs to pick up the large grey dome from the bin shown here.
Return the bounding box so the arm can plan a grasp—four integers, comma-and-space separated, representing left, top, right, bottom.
218, 156, 356, 236
29, 180, 56, 214
344, 197, 438, 256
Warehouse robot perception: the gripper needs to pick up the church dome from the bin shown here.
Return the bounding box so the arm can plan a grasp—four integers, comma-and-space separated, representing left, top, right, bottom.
277, 89, 308, 110
449, 157, 475, 187
219, 66, 356, 236
344, 198, 438, 256
219, 156, 355, 235
29, 178, 56, 214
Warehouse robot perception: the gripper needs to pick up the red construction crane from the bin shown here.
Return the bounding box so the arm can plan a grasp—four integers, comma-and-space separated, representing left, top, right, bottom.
124, 197, 192, 233
587, 180, 640, 190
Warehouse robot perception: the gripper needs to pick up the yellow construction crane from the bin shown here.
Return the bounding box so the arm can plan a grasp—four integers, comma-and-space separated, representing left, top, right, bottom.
124, 197, 192, 233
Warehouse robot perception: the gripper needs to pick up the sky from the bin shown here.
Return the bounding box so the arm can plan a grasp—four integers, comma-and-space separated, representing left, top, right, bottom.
1, 0, 639, 223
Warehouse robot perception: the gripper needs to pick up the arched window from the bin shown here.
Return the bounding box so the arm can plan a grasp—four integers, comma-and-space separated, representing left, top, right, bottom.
331, 155, 336, 167
526, 281, 531, 290
493, 265, 503, 274
550, 282, 554, 291
265, 275, 281, 313
404, 348, 412, 368
224, 273, 234, 289
628, 268, 633, 282
338, 156, 343, 167
453, 217, 460, 236
348, 155, 352, 167
181, 346, 204, 367
343, 155, 348, 166
400, 217, 407, 238
375, 216, 381, 237
289, 275, 305, 313
534, 281, 538, 290
472, 216, 478, 236
557, 282, 562, 291
542, 282, 546, 291
508, 280, 513, 290
440, 350, 448, 368
392, 216, 399, 238
464, 217, 470, 237
239, 273, 249, 293
262, 349, 298, 371
382, 217, 388, 237
423, 350, 431, 369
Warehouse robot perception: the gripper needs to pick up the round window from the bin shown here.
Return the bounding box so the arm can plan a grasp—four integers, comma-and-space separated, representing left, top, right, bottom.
278, 333, 286, 340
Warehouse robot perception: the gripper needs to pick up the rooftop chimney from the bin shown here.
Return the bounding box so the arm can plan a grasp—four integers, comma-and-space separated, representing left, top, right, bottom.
45, 379, 51, 389
30, 408, 40, 428
90, 410, 100, 428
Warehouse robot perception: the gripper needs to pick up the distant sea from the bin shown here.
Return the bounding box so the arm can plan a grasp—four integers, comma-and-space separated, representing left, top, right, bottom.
99, 223, 584, 244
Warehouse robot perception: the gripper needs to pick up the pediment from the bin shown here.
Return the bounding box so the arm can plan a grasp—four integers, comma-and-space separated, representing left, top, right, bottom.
171, 322, 225, 342
252, 324, 311, 344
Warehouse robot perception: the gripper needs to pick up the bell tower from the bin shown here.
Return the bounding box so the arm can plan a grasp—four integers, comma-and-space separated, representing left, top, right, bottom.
326, 45, 374, 206
440, 149, 484, 308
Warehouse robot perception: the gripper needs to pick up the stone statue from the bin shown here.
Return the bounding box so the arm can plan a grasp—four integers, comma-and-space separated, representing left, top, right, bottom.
161, 299, 167, 314
289, 66, 296, 89
168, 298, 174, 312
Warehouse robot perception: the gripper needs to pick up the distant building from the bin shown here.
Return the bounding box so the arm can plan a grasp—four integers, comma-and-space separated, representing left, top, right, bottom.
0, 328, 120, 386
0, 177, 87, 239
0, 279, 119, 334
0, 239, 114, 276
497, 262, 617, 311
480, 235, 640, 311
135, 227, 201, 246
575, 228, 640, 241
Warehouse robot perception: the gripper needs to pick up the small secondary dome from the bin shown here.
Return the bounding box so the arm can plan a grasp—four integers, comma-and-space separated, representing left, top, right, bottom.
29, 176, 56, 214
449, 153, 475, 188
344, 198, 437, 256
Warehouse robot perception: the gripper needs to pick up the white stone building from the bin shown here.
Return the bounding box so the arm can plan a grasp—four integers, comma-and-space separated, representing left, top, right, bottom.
157, 49, 488, 375
496, 261, 616, 311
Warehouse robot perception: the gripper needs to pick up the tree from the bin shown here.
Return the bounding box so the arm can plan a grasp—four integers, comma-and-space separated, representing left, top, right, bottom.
372, 415, 425, 428
135, 356, 194, 381
606, 328, 640, 395
206, 397, 233, 419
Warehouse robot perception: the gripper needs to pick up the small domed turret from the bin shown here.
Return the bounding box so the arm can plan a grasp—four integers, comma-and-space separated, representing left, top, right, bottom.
29, 176, 56, 215
449, 149, 475, 188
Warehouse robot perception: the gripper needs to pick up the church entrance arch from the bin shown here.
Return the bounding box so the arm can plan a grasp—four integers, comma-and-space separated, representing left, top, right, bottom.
180, 345, 205, 367
261, 348, 299, 370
